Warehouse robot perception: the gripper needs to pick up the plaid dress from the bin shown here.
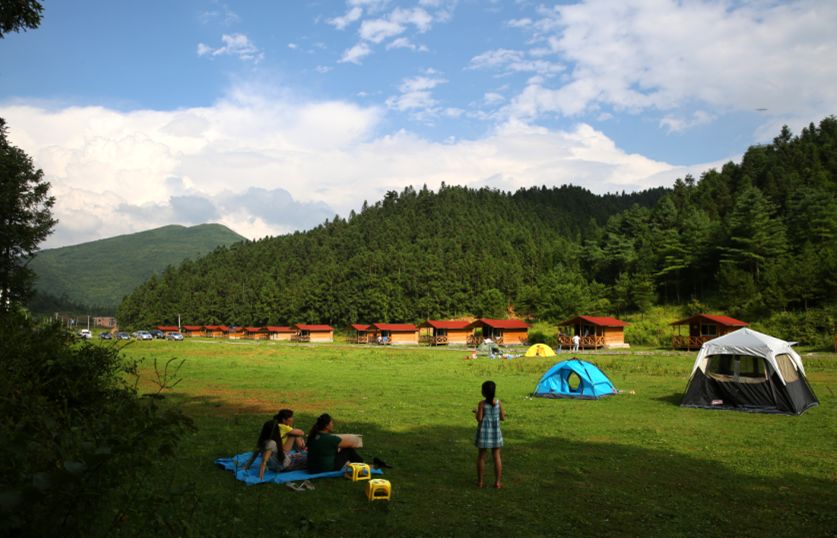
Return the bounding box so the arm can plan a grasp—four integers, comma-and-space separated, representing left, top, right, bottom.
475, 399, 503, 449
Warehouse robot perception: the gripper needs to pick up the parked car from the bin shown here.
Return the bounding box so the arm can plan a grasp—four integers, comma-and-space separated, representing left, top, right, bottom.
136, 330, 153, 340
99, 332, 113, 340
166, 332, 184, 341
150, 329, 165, 339
78, 329, 92, 339
116, 332, 131, 340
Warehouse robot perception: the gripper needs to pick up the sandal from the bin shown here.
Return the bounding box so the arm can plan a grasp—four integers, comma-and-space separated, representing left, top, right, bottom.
285, 482, 305, 492
300, 480, 316, 490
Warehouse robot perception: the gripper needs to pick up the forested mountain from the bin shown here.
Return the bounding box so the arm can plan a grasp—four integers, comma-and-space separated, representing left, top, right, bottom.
29, 223, 245, 313
118, 118, 837, 330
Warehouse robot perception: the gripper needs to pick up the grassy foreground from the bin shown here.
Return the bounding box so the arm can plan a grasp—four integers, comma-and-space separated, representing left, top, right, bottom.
119, 340, 836, 537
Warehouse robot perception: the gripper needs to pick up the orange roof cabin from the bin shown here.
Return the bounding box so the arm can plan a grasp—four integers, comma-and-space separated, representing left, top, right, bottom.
244, 326, 268, 340
181, 325, 204, 337
203, 325, 227, 338
156, 325, 181, 336
466, 319, 529, 346
558, 316, 630, 350
266, 326, 295, 341
293, 324, 334, 343
671, 314, 748, 350
419, 320, 472, 346
350, 324, 372, 344
371, 323, 419, 345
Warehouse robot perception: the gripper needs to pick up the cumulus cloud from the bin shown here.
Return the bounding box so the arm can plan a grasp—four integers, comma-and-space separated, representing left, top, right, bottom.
339, 42, 372, 64
496, 0, 837, 129
386, 72, 447, 116
469, 48, 563, 77
328, 6, 363, 30
1, 86, 700, 248
197, 33, 264, 62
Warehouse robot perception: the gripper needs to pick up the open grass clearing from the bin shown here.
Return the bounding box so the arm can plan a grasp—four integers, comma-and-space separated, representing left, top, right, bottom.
118, 340, 836, 536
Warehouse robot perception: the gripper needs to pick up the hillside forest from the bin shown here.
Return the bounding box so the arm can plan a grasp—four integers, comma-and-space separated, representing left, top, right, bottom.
117, 118, 837, 344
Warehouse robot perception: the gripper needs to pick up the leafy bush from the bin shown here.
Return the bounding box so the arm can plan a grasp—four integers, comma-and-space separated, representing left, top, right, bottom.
752, 307, 836, 349
0, 311, 193, 535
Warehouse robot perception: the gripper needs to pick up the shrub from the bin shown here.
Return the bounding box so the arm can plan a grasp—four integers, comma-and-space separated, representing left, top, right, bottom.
0, 311, 193, 535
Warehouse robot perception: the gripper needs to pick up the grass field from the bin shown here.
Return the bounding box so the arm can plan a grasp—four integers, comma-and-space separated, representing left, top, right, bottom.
118, 340, 836, 537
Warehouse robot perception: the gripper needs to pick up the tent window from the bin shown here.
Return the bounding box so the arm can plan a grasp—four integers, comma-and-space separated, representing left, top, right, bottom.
567, 372, 582, 392
706, 354, 767, 383
775, 354, 799, 382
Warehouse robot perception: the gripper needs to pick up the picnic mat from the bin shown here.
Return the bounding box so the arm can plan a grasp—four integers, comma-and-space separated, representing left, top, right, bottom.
215, 452, 383, 486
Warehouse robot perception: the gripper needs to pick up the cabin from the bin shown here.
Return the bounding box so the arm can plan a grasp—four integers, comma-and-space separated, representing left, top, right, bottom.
293, 324, 334, 343
266, 326, 295, 341
370, 323, 419, 345
244, 326, 268, 340
227, 326, 246, 340
466, 319, 529, 346
181, 325, 204, 337
203, 325, 227, 338
419, 320, 472, 346
156, 325, 181, 336
350, 324, 372, 344
557, 316, 630, 349
671, 314, 748, 350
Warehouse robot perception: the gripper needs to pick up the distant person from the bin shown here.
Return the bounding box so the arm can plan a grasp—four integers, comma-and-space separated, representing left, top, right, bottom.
474, 380, 505, 489
556, 331, 564, 354
306, 413, 365, 474
572, 334, 580, 352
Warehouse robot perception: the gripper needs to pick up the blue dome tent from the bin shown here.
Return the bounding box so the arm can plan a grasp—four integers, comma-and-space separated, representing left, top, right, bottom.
533, 359, 616, 399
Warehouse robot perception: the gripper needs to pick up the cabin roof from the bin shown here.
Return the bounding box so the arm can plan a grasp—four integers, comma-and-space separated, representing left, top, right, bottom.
671, 314, 748, 327
266, 326, 294, 333
294, 324, 334, 331
467, 318, 530, 330
182, 325, 203, 331
156, 325, 180, 331
560, 315, 629, 327
373, 323, 418, 332
420, 320, 471, 330
351, 323, 370, 331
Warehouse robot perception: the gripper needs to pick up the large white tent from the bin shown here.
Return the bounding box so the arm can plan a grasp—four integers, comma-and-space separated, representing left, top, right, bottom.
681, 328, 818, 415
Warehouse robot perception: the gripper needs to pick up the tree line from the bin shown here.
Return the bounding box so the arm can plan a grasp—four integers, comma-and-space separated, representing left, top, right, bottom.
117, 118, 837, 335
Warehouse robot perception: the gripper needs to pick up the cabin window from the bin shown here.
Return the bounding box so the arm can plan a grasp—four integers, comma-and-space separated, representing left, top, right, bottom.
700, 324, 718, 336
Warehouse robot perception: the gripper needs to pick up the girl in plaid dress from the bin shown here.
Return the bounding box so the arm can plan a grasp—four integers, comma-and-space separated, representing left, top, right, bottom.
475, 380, 506, 488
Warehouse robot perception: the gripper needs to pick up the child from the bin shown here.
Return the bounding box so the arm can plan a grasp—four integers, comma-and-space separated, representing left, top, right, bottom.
474, 380, 505, 488
243, 409, 307, 479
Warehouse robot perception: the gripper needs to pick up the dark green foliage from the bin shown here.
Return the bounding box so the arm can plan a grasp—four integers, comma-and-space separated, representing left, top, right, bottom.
0, 311, 194, 535
118, 118, 837, 342
0, 118, 56, 312
28, 223, 246, 313
0, 0, 42, 38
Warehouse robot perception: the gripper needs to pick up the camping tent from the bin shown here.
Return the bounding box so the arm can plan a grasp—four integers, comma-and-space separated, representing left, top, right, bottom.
532, 359, 616, 399
681, 328, 818, 415
525, 343, 556, 357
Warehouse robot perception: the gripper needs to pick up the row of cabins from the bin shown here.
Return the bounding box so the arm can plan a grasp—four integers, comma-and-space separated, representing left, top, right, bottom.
167, 313, 748, 350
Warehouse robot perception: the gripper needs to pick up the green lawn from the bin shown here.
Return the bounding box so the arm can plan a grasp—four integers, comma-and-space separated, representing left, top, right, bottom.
117, 340, 837, 537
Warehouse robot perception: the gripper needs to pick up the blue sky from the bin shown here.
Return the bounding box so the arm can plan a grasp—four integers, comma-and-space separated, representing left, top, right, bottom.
1, 0, 835, 247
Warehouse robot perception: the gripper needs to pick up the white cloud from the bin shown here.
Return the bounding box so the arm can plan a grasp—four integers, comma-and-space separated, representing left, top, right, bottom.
197, 33, 264, 63
386, 73, 447, 114
660, 111, 715, 134
359, 18, 404, 43
1, 87, 699, 248
386, 37, 428, 51
469, 48, 563, 76
339, 42, 372, 64
328, 6, 363, 30
501, 0, 837, 125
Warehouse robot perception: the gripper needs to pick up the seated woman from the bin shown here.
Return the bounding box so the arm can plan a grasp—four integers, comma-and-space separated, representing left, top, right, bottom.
244, 409, 307, 479
306, 413, 364, 474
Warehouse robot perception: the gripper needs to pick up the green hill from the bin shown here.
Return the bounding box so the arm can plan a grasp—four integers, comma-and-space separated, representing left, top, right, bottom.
29, 223, 246, 312
116, 118, 837, 341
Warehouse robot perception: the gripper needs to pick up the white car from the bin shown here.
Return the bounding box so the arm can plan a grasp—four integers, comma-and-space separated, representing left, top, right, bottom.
79, 329, 92, 339
136, 330, 153, 340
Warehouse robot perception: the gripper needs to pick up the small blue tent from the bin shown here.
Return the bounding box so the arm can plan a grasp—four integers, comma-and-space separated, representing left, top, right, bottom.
533, 359, 616, 399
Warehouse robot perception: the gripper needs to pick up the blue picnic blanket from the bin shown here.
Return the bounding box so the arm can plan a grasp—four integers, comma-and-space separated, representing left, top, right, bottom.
215, 451, 383, 486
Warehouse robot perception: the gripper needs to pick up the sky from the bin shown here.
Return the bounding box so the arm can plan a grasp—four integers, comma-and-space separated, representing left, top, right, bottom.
1, 0, 835, 248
